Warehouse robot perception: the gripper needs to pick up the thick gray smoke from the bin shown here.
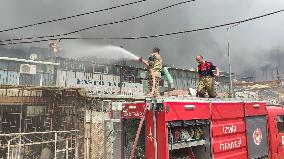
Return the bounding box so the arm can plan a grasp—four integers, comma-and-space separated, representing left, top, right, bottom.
0, 0, 284, 80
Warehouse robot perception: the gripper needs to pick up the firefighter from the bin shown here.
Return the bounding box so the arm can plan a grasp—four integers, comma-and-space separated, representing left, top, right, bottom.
139, 47, 162, 97
195, 55, 219, 98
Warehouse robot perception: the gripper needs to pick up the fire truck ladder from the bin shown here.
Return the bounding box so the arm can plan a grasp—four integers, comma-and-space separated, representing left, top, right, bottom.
129, 103, 149, 159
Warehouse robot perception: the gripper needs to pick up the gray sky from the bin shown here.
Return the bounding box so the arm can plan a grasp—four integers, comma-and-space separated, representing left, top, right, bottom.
0, 0, 284, 80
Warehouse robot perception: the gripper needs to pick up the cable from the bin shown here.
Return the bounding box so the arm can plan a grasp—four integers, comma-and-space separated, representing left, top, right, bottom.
61, 8, 284, 39
0, 0, 196, 43
0, 8, 283, 45
0, 0, 148, 33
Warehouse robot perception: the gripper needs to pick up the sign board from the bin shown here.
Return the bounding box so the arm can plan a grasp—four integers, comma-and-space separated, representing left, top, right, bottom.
56, 71, 144, 96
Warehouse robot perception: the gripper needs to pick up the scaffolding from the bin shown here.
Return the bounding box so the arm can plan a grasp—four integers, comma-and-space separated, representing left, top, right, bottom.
1, 130, 81, 159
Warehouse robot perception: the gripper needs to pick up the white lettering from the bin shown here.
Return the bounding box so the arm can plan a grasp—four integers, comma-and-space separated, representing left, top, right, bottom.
75, 79, 143, 96
236, 139, 241, 147
122, 110, 130, 117
220, 139, 242, 151
223, 124, 237, 134
122, 110, 143, 118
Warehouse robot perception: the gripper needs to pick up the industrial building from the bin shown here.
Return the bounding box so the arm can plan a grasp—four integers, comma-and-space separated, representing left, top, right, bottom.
0, 48, 230, 97
0, 48, 230, 158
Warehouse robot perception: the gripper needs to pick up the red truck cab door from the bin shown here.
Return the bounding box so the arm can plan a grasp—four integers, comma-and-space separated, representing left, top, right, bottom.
276, 116, 284, 158
267, 107, 284, 159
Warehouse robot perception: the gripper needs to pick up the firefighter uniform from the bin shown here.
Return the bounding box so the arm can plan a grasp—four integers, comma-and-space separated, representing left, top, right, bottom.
196, 61, 217, 98
148, 53, 162, 96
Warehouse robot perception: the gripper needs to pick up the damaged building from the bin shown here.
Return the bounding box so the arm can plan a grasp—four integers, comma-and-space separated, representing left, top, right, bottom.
0, 47, 230, 96
0, 86, 85, 158
0, 47, 230, 158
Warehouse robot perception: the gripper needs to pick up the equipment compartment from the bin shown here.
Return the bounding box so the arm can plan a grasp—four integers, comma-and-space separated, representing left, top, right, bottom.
167, 120, 211, 159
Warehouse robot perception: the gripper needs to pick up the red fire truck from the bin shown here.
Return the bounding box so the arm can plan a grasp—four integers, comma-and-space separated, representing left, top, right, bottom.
120, 97, 284, 159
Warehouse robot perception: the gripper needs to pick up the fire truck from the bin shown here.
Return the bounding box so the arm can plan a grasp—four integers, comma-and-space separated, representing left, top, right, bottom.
119, 97, 284, 159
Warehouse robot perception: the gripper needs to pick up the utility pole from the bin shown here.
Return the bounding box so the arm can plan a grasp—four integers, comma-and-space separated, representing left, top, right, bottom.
226, 28, 233, 97
226, 22, 242, 97
276, 67, 281, 104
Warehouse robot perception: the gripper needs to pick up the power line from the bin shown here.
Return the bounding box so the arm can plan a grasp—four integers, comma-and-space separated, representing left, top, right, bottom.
0, 0, 148, 33
62, 8, 284, 39
0, 0, 196, 43
1, 8, 283, 45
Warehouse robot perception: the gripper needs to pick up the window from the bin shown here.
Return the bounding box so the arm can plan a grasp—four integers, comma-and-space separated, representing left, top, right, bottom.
277, 116, 284, 133
27, 105, 47, 117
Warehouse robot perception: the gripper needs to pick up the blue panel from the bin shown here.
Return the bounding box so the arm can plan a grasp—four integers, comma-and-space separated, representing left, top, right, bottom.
0, 70, 19, 85
42, 73, 54, 86
7, 71, 19, 85
19, 74, 41, 86
0, 70, 7, 84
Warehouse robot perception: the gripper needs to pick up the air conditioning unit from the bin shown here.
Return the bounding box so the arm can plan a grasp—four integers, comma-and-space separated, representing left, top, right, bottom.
20, 64, 36, 74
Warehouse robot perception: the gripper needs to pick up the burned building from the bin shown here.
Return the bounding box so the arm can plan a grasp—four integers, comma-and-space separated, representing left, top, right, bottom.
0, 48, 231, 158
0, 57, 57, 87
0, 53, 230, 97
46, 56, 230, 97
0, 86, 87, 158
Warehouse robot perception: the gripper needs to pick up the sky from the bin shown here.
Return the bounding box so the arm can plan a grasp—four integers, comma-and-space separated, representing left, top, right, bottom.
0, 0, 284, 80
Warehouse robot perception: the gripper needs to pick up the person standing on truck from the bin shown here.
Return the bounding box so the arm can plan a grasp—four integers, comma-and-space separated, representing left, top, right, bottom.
139, 47, 163, 97
195, 55, 219, 98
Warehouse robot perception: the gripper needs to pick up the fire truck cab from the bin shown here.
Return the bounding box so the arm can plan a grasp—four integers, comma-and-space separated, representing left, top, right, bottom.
267, 106, 284, 159
121, 97, 284, 159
